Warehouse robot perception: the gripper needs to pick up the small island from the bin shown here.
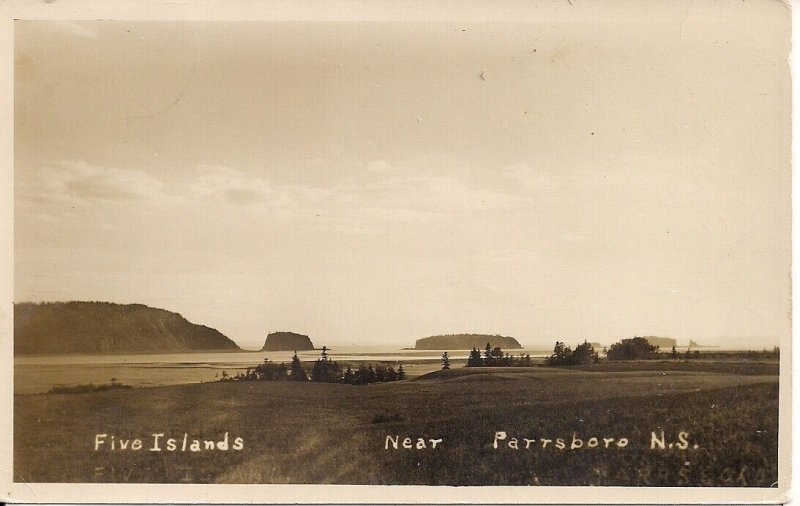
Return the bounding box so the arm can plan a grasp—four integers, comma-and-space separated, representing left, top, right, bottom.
261, 331, 315, 351
414, 334, 522, 350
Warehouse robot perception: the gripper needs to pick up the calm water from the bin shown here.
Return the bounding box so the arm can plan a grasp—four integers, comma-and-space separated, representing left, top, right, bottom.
15, 347, 553, 394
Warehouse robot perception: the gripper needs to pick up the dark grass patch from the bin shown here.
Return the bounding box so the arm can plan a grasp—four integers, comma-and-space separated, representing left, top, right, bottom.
48, 383, 133, 394
554, 360, 779, 376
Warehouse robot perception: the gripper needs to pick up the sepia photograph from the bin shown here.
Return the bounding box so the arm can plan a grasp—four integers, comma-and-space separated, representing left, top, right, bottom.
2, 0, 792, 503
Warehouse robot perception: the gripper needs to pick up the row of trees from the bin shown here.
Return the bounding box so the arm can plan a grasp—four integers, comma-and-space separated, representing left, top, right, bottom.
224, 347, 406, 385
461, 343, 534, 368
544, 337, 661, 364
453, 337, 668, 370
544, 340, 600, 365
463, 337, 684, 368
545, 337, 782, 364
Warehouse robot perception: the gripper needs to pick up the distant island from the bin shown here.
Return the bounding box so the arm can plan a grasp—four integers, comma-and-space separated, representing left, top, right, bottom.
414, 334, 522, 350
261, 331, 315, 351
14, 301, 240, 355
640, 336, 677, 348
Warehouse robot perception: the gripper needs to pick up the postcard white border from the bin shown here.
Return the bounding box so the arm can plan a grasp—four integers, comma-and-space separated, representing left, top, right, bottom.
0, 0, 793, 503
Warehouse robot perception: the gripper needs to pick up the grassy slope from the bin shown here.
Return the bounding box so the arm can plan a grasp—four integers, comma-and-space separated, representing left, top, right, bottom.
14, 365, 778, 486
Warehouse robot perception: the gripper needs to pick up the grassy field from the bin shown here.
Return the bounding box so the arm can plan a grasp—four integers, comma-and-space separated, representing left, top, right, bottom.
14, 362, 779, 486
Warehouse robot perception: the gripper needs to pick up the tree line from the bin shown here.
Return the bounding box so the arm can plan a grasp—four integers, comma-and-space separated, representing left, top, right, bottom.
222, 346, 406, 385
459, 343, 534, 368
458, 337, 661, 368
544, 340, 600, 365
544, 337, 658, 365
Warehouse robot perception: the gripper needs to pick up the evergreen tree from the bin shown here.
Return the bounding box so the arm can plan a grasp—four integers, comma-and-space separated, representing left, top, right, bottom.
311, 359, 325, 382
467, 347, 482, 367
545, 341, 571, 365
484, 342, 493, 365
491, 346, 503, 360
571, 341, 597, 365
441, 351, 450, 370
343, 365, 354, 384
307, 346, 344, 383
289, 352, 307, 381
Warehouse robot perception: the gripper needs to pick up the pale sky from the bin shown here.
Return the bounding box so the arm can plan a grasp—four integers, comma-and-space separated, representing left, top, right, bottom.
14, 3, 791, 350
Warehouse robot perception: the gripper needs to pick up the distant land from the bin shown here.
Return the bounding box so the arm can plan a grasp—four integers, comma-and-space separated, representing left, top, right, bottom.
261, 331, 315, 351
640, 336, 678, 348
14, 301, 240, 355
414, 334, 522, 350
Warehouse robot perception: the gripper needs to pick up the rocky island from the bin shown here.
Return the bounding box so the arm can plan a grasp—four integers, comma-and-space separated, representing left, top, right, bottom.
261, 331, 315, 351
414, 334, 522, 350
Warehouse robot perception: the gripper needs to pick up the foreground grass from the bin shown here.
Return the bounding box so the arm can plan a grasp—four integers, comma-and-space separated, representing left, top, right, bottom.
48, 382, 133, 394
15, 365, 778, 486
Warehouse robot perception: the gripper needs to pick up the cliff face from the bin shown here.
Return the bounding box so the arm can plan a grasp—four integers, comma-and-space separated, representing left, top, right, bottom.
14, 302, 240, 355
640, 336, 677, 348
261, 332, 315, 351
414, 334, 523, 350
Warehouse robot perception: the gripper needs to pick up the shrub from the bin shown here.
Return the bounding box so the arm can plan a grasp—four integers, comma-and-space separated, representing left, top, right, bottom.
607, 337, 659, 361
544, 340, 598, 366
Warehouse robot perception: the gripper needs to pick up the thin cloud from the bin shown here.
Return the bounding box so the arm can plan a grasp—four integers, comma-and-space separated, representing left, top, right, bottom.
17, 161, 530, 231
188, 165, 290, 208
18, 159, 166, 206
